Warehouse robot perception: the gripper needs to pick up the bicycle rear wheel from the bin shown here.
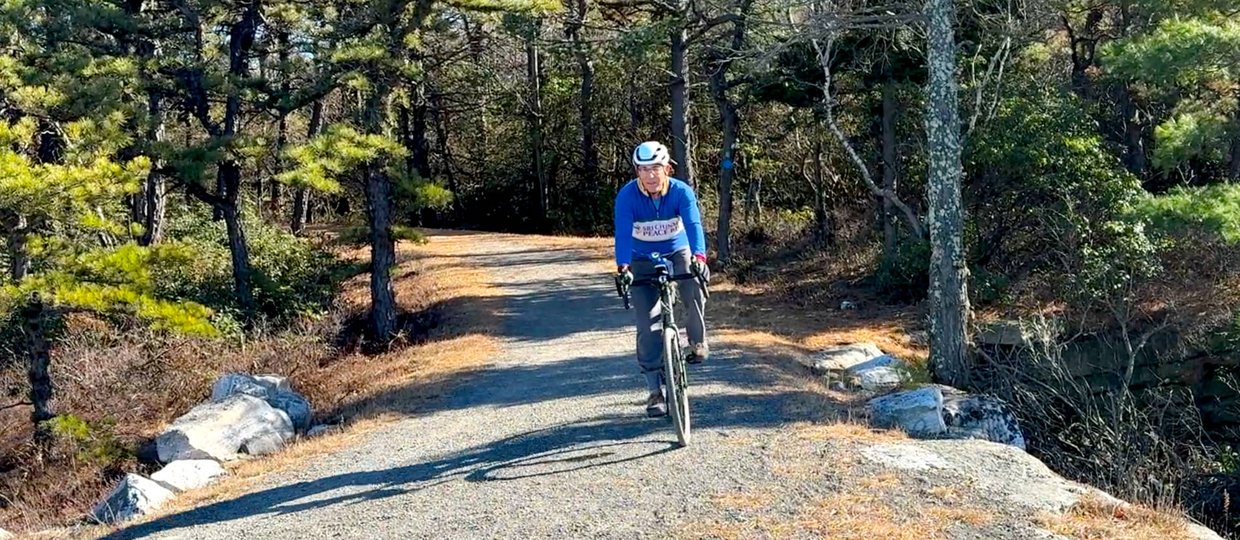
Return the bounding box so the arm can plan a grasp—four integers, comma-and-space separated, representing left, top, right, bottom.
662, 328, 691, 446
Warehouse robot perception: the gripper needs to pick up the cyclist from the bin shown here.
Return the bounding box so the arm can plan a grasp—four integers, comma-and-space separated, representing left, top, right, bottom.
614, 141, 710, 418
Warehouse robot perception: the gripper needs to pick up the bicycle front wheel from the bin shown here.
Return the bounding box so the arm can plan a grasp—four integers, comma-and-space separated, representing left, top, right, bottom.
662, 328, 691, 446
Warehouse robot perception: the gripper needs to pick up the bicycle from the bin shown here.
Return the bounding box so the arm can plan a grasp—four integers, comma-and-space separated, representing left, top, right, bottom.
615, 254, 710, 447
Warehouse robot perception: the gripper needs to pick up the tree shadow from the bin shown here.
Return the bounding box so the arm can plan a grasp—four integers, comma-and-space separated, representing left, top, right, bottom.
102, 235, 883, 538
101, 415, 676, 539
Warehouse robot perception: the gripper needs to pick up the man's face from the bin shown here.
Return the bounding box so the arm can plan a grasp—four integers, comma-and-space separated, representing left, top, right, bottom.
637, 163, 670, 193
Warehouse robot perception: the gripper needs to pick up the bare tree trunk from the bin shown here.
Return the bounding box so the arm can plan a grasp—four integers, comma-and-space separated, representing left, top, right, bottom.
363, 85, 397, 343
744, 178, 762, 222
124, 0, 160, 244
142, 171, 166, 245
526, 33, 549, 222
36, 119, 63, 165
567, 0, 599, 194
925, 0, 971, 385
1064, 7, 1103, 98
882, 78, 898, 257
6, 216, 30, 282
365, 164, 397, 342
670, 21, 695, 186
628, 71, 642, 133
131, 184, 148, 238
219, 163, 256, 320
399, 106, 412, 174
292, 100, 323, 235
141, 84, 167, 246
269, 30, 290, 217
412, 88, 431, 179
708, 1, 752, 264
272, 113, 287, 216
812, 141, 834, 245
220, 0, 259, 321
1230, 99, 1240, 182
430, 88, 463, 218
21, 296, 53, 448
714, 92, 738, 263
1119, 85, 1147, 178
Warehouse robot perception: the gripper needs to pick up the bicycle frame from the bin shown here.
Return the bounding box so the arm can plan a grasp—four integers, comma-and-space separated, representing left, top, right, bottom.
615, 256, 707, 446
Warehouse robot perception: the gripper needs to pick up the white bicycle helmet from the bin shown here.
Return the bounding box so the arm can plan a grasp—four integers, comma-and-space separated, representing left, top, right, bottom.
632, 141, 673, 166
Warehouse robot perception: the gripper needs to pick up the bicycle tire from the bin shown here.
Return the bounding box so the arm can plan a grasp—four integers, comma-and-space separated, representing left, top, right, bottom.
662, 328, 691, 446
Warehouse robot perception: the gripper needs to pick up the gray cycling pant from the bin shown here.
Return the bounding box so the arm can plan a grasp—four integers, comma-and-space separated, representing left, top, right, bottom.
630, 249, 706, 394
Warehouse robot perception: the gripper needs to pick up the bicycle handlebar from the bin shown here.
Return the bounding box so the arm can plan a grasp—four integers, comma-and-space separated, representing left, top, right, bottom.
616, 272, 710, 310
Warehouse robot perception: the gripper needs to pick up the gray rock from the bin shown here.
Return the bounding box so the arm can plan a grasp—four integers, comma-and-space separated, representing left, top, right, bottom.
1188, 523, 1226, 540
866, 386, 946, 437
156, 394, 295, 463
975, 320, 1030, 346
240, 429, 291, 456
860, 443, 951, 471
859, 439, 1101, 513
807, 343, 884, 373
211, 373, 312, 433
857, 363, 906, 392
859, 439, 1223, 539
267, 391, 313, 433
150, 459, 227, 492
938, 386, 1027, 450
210, 373, 291, 402
804, 344, 911, 391
91, 474, 176, 524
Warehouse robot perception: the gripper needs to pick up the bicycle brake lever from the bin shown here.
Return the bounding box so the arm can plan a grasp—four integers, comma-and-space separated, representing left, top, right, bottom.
615, 279, 632, 309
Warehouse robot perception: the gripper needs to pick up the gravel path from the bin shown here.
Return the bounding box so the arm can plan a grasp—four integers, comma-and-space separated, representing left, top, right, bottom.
104, 233, 830, 540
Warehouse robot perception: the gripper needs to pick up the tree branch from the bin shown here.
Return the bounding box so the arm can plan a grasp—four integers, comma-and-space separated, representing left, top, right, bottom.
812, 35, 924, 239
687, 13, 742, 43
179, 175, 227, 209
597, 0, 676, 12
1, 401, 31, 412
966, 36, 1011, 142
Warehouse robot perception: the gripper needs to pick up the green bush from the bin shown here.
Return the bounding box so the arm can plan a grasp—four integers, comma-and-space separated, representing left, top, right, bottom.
874, 236, 930, 302
969, 267, 1012, 305
335, 224, 427, 247
1134, 184, 1240, 244
47, 414, 130, 467
963, 82, 1151, 307
157, 208, 349, 326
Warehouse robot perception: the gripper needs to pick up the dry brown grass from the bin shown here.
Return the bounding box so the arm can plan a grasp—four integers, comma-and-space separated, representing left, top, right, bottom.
789, 420, 906, 445
685, 472, 995, 540
711, 490, 776, 511
0, 231, 503, 535
1038, 495, 1199, 540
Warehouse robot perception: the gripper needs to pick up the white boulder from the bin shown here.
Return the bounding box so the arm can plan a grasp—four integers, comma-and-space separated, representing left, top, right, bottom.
151, 459, 227, 492
91, 474, 176, 524
156, 394, 294, 463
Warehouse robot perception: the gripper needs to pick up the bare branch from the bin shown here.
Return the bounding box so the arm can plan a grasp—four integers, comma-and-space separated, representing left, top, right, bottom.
1, 401, 31, 412
687, 13, 743, 43
812, 35, 924, 239
965, 36, 1011, 142
597, 0, 677, 12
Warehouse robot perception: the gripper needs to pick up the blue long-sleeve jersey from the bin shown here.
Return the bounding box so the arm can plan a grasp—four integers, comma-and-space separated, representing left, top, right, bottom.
614, 178, 706, 266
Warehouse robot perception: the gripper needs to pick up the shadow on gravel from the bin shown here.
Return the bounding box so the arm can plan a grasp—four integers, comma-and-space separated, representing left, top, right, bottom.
102, 415, 676, 539
104, 239, 858, 539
